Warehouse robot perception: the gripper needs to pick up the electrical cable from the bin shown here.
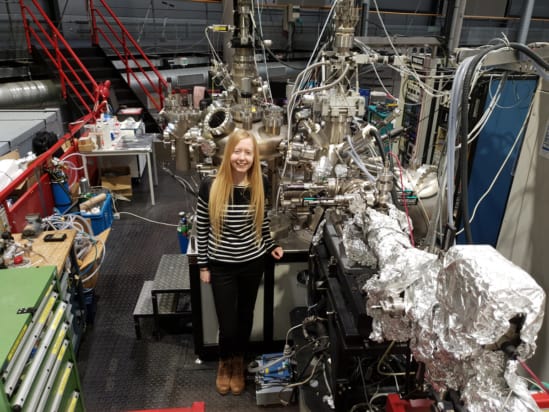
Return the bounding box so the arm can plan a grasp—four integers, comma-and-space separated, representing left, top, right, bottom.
248, 6, 273, 104
501, 389, 514, 409
517, 357, 549, 396
204, 26, 223, 66
369, 127, 404, 210
455, 95, 533, 236
458, 46, 503, 244
161, 164, 199, 196
454, 42, 546, 243
347, 135, 377, 181
443, 55, 475, 247
252, 25, 306, 71
80, 239, 106, 284
369, 392, 391, 410
40, 213, 105, 282
118, 211, 178, 227
321, 361, 334, 402
369, 128, 386, 163
389, 152, 415, 246
519, 376, 549, 392
370, 0, 447, 99
356, 355, 373, 411
461, 74, 506, 147
306, 0, 339, 69
285, 323, 303, 348
375, 340, 415, 378
284, 353, 324, 389
457, 42, 549, 245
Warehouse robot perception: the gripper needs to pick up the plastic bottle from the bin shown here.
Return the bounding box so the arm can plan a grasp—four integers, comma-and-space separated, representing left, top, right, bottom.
99, 119, 112, 149
178, 211, 188, 236
112, 117, 121, 141
177, 211, 189, 254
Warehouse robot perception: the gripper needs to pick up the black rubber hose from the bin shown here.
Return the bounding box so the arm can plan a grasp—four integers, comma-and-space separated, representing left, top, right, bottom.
509, 42, 549, 71
370, 127, 386, 163
459, 42, 549, 244
459, 44, 504, 243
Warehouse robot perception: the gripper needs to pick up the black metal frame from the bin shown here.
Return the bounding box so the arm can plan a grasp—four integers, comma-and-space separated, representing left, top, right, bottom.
189, 250, 309, 360
306, 217, 420, 411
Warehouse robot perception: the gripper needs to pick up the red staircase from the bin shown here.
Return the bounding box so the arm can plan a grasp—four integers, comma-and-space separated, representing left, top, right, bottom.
0, 0, 168, 232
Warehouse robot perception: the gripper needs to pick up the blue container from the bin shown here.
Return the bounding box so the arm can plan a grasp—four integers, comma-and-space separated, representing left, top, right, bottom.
79, 193, 114, 235
178, 232, 189, 254
52, 181, 72, 213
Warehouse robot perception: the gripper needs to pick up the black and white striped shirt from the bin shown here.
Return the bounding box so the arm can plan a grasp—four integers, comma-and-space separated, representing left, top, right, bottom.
196, 177, 276, 267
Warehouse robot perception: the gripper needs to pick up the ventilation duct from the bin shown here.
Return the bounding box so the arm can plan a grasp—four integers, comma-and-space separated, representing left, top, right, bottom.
0, 80, 61, 109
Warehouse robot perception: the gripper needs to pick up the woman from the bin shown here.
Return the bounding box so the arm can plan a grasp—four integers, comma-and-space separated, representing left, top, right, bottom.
195, 129, 284, 396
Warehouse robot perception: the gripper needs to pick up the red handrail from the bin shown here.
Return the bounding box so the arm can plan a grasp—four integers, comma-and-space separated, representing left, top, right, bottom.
0, 114, 93, 206
4, 0, 167, 231
89, 0, 168, 111
0, 113, 94, 232
19, 0, 100, 114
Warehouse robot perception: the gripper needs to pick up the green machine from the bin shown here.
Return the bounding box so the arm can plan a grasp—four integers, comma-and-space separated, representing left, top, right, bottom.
0, 266, 85, 412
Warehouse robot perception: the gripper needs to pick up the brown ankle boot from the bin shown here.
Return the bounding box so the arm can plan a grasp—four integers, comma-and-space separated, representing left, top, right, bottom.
230, 356, 245, 395
216, 358, 232, 395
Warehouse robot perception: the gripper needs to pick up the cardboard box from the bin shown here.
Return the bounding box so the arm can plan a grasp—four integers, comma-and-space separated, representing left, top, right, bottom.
78, 136, 95, 152
101, 166, 132, 197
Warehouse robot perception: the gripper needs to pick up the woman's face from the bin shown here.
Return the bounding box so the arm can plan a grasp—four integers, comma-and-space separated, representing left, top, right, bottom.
230, 137, 255, 175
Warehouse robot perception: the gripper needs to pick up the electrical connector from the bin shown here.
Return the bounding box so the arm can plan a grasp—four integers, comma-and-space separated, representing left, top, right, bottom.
283, 344, 292, 357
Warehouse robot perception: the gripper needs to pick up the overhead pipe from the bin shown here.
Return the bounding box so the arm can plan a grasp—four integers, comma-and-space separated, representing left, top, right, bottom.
222, 0, 234, 68
0, 80, 61, 109
360, 0, 370, 37
517, 0, 535, 44
447, 0, 467, 53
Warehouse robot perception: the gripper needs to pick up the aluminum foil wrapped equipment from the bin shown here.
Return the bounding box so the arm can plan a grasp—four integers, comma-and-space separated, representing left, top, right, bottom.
342, 207, 546, 412
421, 245, 546, 412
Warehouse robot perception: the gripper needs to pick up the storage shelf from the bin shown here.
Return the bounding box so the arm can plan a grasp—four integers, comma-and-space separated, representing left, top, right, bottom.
0, 267, 85, 412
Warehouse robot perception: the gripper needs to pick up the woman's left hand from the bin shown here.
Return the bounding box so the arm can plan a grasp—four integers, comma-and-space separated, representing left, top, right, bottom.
271, 246, 284, 260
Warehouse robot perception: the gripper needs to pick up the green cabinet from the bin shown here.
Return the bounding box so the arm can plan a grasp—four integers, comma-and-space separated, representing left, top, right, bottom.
0, 266, 85, 412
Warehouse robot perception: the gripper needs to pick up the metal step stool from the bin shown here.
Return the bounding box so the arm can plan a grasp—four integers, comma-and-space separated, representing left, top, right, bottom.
133, 280, 154, 339
151, 254, 191, 338
133, 255, 192, 339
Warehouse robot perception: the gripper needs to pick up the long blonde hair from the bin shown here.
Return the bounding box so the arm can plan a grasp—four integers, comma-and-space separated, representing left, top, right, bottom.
209, 130, 264, 243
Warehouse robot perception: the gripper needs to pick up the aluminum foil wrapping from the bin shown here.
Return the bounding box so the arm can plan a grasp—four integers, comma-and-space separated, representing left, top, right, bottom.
342, 220, 377, 267
461, 353, 539, 412
438, 245, 545, 360
412, 245, 545, 410
342, 203, 410, 268
344, 200, 545, 410
347, 206, 440, 342
362, 207, 411, 268
364, 247, 440, 342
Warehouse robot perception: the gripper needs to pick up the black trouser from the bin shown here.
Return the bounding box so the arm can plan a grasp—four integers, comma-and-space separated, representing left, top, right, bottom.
209, 256, 264, 359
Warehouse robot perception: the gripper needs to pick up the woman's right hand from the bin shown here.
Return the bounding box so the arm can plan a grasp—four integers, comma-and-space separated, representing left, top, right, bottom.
200, 269, 211, 283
